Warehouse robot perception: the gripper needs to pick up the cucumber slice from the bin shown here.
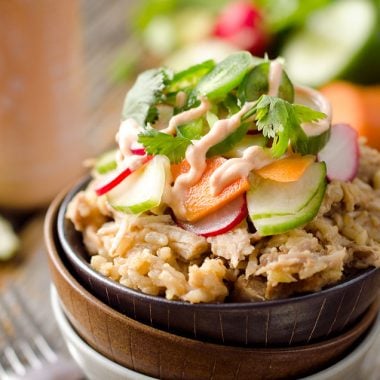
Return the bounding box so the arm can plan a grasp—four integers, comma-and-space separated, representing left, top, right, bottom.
224, 135, 268, 158
0, 216, 20, 261
196, 51, 258, 100
95, 149, 118, 174
247, 162, 326, 219
107, 155, 170, 214
238, 61, 294, 103
252, 181, 327, 236
281, 0, 380, 86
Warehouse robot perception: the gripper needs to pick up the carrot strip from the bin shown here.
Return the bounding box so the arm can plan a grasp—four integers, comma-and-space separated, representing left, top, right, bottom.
255, 155, 315, 182
171, 157, 249, 222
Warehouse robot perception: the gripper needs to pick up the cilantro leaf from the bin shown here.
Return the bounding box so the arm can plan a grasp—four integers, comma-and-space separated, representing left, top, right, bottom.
254, 96, 292, 157
122, 68, 172, 125
138, 129, 192, 163
293, 104, 326, 123
253, 95, 327, 158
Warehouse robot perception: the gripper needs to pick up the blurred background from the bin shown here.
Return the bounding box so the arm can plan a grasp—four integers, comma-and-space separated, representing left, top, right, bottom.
0, 0, 379, 258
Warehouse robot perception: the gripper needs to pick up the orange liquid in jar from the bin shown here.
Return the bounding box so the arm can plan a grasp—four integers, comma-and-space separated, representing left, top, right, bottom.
0, 0, 89, 209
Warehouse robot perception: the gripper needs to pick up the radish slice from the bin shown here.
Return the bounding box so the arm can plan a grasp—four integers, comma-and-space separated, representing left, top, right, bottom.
317, 124, 359, 182
95, 155, 152, 196
176, 196, 247, 237
131, 142, 146, 156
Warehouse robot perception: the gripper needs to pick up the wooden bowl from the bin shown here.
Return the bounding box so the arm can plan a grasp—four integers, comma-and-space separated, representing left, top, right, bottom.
45, 192, 380, 380
56, 177, 380, 347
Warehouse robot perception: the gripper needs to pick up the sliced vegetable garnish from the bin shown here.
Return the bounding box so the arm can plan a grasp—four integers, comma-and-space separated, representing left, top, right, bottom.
238, 61, 294, 103
255, 155, 315, 182
252, 180, 326, 236
247, 162, 326, 235
171, 157, 250, 222
176, 195, 247, 237
196, 51, 257, 100
138, 128, 192, 163
122, 68, 172, 125
317, 123, 359, 182
107, 155, 171, 214
95, 155, 153, 196
166, 60, 215, 93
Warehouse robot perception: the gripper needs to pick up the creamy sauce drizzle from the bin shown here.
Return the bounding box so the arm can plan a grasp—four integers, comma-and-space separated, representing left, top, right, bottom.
210, 146, 273, 195
268, 60, 283, 97
169, 102, 254, 218
160, 98, 210, 135
116, 118, 146, 170
295, 85, 332, 137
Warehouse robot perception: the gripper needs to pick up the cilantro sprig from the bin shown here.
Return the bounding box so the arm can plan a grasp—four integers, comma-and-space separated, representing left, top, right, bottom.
244, 95, 327, 158
138, 129, 192, 164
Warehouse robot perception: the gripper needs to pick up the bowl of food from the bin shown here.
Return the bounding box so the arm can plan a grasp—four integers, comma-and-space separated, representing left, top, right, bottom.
45, 198, 380, 379
56, 51, 380, 346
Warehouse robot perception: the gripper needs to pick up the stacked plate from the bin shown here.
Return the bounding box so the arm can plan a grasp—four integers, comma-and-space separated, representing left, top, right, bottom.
44, 182, 380, 380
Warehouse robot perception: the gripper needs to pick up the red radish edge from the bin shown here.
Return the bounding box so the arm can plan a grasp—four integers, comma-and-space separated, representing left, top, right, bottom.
95, 155, 153, 196
317, 124, 359, 182
176, 196, 248, 237
131, 142, 146, 156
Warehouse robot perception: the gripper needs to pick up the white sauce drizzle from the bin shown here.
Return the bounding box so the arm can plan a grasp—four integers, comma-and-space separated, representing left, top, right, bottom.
116, 118, 146, 170
169, 102, 254, 218
268, 60, 283, 97
210, 146, 273, 195
160, 98, 210, 135
117, 118, 142, 158
295, 85, 332, 137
